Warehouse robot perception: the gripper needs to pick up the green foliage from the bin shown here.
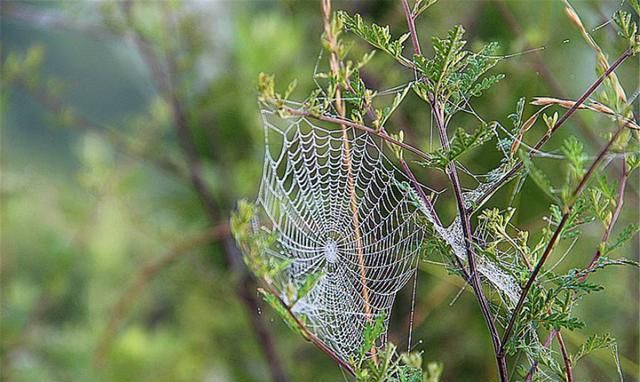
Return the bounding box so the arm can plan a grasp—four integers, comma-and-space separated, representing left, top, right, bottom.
293, 271, 323, 304
359, 315, 386, 359
5, 1, 639, 381
257, 72, 299, 115
571, 333, 615, 364
604, 223, 640, 255
412, 0, 439, 18
560, 136, 587, 203
520, 151, 556, 202
614, 10, 639, 53
338, 12, 411, 66
412, 26, 503, 113
259, 288, 307, 339
354, 342, 438, 382
231, 200, 290, 282
423, 123, 494, 169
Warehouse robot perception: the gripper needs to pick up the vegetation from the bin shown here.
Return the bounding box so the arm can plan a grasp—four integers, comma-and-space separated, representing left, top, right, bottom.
2, 1, 638, 381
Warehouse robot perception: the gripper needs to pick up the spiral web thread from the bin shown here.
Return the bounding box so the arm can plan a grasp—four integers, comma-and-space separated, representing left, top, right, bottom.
257, 107, 429, 361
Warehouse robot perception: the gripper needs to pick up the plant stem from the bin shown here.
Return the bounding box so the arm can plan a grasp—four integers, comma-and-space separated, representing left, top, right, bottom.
120, 3, 288, 381
470, 48, 633, 213
500, 119, 627, 351
322, 0, 377, 363
583, 158, 629, 273
260, 284, 356, 375
400, 1, 508, 380
433, 101, 510, 382
557, 332, 574, 382
283, 106, 433, 161
524, 155, 628, 381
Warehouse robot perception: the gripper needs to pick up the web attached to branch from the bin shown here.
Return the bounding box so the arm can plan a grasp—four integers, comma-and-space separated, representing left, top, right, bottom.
257, 107, 429, 361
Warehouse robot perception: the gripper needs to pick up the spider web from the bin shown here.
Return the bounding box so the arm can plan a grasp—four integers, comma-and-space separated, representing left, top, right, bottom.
256, 106, 430, 361
252, 72, 573, 362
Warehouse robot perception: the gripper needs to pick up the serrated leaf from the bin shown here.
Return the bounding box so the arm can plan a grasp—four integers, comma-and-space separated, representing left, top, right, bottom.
520, 151, 557, 202
605, 223, 640, 254
360, 314, 386, 357
338, 12, 411, 65
259, 288, 307, 339
571, 334, 615, 364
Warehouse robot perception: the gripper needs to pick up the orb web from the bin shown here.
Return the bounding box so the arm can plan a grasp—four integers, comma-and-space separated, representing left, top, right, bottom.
256, 107, 428, 361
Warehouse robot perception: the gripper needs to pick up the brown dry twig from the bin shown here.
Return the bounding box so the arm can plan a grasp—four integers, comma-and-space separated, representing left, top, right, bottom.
94, 224, 230, 366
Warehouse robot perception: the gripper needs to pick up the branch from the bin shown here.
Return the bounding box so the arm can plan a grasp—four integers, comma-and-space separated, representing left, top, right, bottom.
282, 106, 433, 161
470, 47, 634, 213
401, 0, 422, 56
119, 3, 288, 381
400, 1, 508, 380
557, 332, 574, 382
321, 0, 377, 363
94, 224, 230, 366
264, 284, 357, 375
524, 155, 629, 381
500, 119, 627, 351
433, 100, 509, 381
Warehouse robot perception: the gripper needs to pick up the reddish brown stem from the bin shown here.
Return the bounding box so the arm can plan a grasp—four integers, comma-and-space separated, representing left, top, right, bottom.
525, 156, 628, 381
399, 1, 508, 380
501, 120, 627, 352
284, 106, 432, 161
471, 48, 633, 213
120, 3, 288, 381
557, 332, 574, 382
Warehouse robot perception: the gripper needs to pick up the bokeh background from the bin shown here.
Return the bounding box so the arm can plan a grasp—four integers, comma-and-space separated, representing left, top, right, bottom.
1, 1, 638, 381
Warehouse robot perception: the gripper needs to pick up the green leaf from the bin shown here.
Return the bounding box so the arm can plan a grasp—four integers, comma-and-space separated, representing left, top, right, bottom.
259, 288, 306, 339
412, 0, 438, 18
614, 10, 637, 41
520, 152, 557, 202
605, 223, 640, 254
360, 314, 386, 358
338, 12, 410, 64
571, 334, 615, 364
294, 271, 324, 303
509, 97, 526, 129
424, 123, 494, 169
412, 26, 502, 113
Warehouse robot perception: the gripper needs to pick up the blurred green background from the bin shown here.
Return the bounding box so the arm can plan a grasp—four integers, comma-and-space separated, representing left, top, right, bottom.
1, 1, 638, 381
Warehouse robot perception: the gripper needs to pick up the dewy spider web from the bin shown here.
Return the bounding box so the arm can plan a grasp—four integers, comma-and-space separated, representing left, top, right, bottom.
257, 106, 429, 361
253, 75, 571, 362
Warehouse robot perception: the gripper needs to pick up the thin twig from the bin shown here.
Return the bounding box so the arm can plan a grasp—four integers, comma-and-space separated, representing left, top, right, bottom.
399, 1, 508, 380
119, 3, 288, 381
583, 158, 629, 273
321, 0, 377, 362
283, 106, 433, 161
259, 283, 356, 375
471, 48, 633, 213
557, 332, 574, 382
94, 224, 230, 366
524, 155, 628, 381
500, 119, 627, 351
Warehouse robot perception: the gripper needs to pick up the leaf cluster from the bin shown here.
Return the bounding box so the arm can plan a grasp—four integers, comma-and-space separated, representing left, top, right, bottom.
412, 26, 504, 114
